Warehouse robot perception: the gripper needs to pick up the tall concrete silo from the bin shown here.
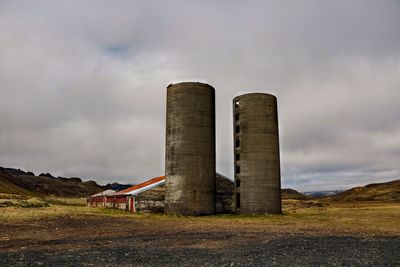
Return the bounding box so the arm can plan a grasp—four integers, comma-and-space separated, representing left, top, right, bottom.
233, 93, 281, 214
165, 82, 216, 215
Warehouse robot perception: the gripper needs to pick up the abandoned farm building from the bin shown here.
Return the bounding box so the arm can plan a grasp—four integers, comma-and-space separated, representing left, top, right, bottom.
88, 173, 234, 214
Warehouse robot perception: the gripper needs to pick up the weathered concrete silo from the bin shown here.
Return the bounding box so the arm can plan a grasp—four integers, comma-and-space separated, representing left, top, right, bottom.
165, 82, 216, 215
233, 93, 281, 214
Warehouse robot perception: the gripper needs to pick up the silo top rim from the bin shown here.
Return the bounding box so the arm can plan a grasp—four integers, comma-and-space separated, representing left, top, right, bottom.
233, 92, 277, 101
167, 82, 214, 90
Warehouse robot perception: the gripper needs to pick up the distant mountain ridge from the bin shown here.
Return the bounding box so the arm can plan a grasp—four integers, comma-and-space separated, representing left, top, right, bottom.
0, 167, 131, 197
103, 182, 133, 191
303, 190, 344, 198
1, 166, 398, 202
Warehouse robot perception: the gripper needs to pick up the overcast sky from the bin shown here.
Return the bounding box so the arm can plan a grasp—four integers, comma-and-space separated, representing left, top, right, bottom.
1, 1, 399, 191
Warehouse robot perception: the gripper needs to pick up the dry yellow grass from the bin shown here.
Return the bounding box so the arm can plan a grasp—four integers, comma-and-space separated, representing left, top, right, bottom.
0, 204, 131, 223
0, 198, 399, 236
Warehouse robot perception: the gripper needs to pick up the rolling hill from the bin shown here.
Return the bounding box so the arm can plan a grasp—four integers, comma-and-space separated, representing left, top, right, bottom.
332, 179, 400, 202
0, 167, 114, 197
281, 188, 310, 200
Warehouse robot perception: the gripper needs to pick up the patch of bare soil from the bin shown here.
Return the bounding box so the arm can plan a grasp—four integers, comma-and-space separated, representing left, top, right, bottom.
0, 214, 399, 267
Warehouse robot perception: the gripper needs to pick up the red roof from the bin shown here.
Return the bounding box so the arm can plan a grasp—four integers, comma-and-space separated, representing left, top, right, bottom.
117, 176, 165, 195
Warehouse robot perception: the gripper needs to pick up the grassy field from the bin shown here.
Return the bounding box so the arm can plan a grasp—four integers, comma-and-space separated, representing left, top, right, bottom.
1, 199, 399, 236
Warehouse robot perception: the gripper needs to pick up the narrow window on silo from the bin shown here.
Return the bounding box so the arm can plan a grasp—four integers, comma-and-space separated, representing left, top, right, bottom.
235, 125, 240, 134
235, 139, 240, 148
235, 166, 240, 174
235, 153, 240, 161
236, 193, 240, 208
235, 179, 240, 187
235, 113, 239, 121
235, 101, 240, 109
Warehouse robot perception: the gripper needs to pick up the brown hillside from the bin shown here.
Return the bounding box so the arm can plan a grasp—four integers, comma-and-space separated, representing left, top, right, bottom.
281, 188, 310, 200
0, 167, 104, 197
333, 179, 400, 202
0, 171, 38, 196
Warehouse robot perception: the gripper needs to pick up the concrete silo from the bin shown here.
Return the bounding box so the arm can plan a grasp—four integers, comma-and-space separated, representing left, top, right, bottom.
233, 93, 281, 214
165, 82, 216, 215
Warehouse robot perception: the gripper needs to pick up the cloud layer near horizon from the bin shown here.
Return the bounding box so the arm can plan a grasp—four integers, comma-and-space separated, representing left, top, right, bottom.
1, 1, 399, 191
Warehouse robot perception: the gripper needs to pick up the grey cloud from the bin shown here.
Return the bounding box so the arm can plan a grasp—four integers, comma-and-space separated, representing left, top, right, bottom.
0, 1, 399, 190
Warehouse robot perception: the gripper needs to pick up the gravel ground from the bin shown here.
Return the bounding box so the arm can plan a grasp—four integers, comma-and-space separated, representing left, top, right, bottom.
1, 235, 399, 266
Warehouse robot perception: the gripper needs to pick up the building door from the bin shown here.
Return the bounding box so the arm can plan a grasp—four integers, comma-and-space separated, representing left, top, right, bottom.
130, 197, 135, 213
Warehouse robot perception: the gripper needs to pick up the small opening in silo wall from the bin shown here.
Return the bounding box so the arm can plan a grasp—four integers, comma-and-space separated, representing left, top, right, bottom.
235, 125, 240, 133
236, 193, 240, 208
235, 153, 240, 161
235, 139, 240, 148
235, 166, 240, 173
